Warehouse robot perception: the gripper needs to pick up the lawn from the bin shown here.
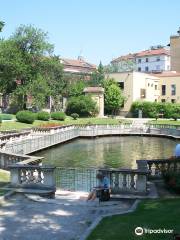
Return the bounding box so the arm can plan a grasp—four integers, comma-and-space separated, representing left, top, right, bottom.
0, 170, 10, 196
0, 118, 131, 131
87, 199, 180, 240
148, 119, 180, 125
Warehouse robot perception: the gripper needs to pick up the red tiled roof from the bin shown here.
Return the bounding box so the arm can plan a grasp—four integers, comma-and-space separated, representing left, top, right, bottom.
136, 48, 170, 57
153, 71, 180, 77
61, 58, 96, 69
111, 53, 136, 63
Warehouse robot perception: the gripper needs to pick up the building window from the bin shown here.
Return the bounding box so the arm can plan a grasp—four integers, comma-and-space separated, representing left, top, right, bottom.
156, 65, 160, 70
171, 99, 176, 103
118, 82, 124, 90
171, 84, 176, 95
138, 67, 141, 72
146, 58, 148, 62
140, 89, 146, 99
151, 83, 153, 87
162, 85, 166, 95
161, 99, 166, 103
148, 83, 150, 87
155, 85, 157, 90
138, 59, 141, 63
156, 57, 160, 61
145, 66, 149, 72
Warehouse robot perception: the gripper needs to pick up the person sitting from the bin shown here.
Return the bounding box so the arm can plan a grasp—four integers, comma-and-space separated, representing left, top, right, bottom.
175, 144, 180, 158
87, 172, 110, 201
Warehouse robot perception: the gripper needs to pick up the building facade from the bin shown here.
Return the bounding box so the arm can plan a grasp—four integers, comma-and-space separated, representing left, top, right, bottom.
110, 48, 170, 73
170, 28, 180, 72
135, 48, 170, 73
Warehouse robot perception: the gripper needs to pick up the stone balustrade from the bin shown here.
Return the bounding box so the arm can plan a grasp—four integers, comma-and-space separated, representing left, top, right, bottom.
137, 158, 180, 178
99, 168, 148, 194
0, 151, 42, 170
8, 164, 56, 197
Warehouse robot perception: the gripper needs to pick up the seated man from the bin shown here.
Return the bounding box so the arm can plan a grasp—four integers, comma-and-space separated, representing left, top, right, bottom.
175, 144, 180, 158
87, 172, 110, 201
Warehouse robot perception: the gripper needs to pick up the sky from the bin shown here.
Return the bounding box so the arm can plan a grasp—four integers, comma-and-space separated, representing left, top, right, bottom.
1, 0, 180, 65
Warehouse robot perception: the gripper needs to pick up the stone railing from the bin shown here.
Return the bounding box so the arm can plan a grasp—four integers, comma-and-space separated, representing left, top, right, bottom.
0, 151, 42, 170
0, 131, 31, 146
99, 168, 148, 194
137, 158, 180, 178
32, 125, 74, 135
55, 166, 149, 195
8, 164, 56, 197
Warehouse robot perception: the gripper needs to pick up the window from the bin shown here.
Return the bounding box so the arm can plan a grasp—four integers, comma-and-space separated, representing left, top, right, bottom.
171, 99, 176, 103
156, 65, 160, 70
138, 59, 141, 63
148, 83, 150, 87
138, 67, 141, 72
140, 89, 146, 98
161, 99, 166, 103
162, 85, 166, 95
155, 85, 157, 90
156, 57, 160, 61
118, 82, 124, 90
145, 66, 149, 72
146, 58, 148, 62
171, 84, 176, 95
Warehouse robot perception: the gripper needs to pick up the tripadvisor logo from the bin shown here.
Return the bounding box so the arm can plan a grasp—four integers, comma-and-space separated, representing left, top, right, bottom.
135, 227, 173, 236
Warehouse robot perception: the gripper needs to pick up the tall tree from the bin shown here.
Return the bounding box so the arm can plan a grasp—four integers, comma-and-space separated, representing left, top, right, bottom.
0, 20, 5, 32
103, 78, 125, 115
90, 61, 105, 86
0, 24, 65, 110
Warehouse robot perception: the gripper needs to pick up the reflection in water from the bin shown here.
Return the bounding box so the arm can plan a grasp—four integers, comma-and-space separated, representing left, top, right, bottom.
35, 136, 178, 169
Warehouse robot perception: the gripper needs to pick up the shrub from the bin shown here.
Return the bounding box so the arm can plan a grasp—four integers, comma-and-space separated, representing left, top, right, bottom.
131, 101, 180, 118
66, 96, 97, 117
71, 113, 79, 120
0, 116, 2, 124
172, 113, 179, 121
16, 111, 36, 124
163, 171, 180, 194
0, 114, 13, 120
51, 112, 66, 121
37, 111, 50, 121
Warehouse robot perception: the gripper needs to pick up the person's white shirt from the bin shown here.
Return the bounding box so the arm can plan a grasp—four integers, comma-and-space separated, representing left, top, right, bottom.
174, 144, 180, 157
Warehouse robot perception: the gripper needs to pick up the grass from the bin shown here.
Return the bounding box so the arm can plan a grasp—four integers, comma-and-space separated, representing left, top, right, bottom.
87, 199, 180, 240
0, 118, 131, 131
148, 119, 180, 125
0, 170, 10, 196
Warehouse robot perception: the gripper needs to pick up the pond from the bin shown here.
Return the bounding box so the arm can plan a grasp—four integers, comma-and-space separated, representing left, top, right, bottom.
35, 136, 177, 169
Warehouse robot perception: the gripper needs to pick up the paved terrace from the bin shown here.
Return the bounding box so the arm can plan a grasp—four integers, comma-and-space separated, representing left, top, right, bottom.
0, 190, 134, 240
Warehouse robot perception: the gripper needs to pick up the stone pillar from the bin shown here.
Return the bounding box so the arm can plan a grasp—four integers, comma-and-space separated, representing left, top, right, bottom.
136, 174, 147, 193
42, 167, 56, 187
136, 160, 148, 171
9, 166, 21, 186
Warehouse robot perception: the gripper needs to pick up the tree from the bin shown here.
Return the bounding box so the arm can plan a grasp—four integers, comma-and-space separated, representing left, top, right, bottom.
67, 80, 87, 97
103, 78, 125, 115
0, 24, 65, 111
0, 20, 5, 32
90, 61, 105, 86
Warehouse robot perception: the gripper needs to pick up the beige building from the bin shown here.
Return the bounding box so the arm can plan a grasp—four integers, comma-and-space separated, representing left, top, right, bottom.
155, 71, 180, 104
107, 72, 160, 116
83, 87, 104, 117
170, 28, 180, 72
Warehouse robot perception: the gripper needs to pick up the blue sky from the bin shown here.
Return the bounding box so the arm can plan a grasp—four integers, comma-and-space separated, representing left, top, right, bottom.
1, 0, 180, 64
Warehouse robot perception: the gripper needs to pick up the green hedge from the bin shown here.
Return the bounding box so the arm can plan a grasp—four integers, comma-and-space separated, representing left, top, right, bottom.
163, 171, 180, 194
51, 112, 66, 121
16, 111, 36, 124
37, 111, 50, 121
0, 114, 13, 120
131, 101, 180, 118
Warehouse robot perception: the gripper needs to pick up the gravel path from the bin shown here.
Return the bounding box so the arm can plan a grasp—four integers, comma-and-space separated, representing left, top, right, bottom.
0, 190, 134, 240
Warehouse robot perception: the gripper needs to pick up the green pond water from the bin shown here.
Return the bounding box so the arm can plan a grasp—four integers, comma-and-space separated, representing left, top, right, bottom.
35, 136, 178, 169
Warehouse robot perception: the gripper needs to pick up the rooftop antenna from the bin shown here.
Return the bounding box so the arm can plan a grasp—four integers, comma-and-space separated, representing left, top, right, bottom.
78, 49, 85, 61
